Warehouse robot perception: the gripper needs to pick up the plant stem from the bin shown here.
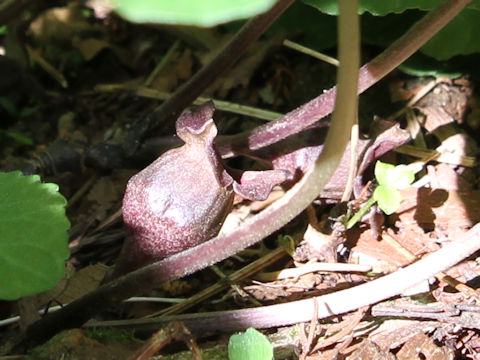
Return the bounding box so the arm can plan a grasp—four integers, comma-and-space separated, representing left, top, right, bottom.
122, 0, 295, 156
346, 196, 376, 229
25, 0, 470, 343
216, 0, 473, 158
91, 222, 480, 334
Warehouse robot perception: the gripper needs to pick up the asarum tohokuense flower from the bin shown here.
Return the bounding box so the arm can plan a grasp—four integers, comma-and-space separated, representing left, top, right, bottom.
109, 103, 289, 279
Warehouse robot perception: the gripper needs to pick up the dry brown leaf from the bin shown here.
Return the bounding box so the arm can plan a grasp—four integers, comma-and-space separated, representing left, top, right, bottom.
347, 340, 396, 360
87, 176, 123, 208
396, 332, 454, 360
370, 320, 444, 351
148, 49, 193, 93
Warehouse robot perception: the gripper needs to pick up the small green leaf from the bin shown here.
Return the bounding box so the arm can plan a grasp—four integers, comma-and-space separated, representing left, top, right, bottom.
374, 161, 414, 189
228, 328, 273, 360
373, 185, 402, 215
112, 0, 277, 26
0, 171, 70, 300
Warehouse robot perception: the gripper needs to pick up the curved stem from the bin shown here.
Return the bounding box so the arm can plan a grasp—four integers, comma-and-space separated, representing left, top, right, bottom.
120, 222, 480, 333
216, 0, 472, 158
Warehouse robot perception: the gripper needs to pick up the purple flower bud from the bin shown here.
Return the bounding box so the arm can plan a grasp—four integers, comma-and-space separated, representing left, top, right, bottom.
111, 103, 234, 278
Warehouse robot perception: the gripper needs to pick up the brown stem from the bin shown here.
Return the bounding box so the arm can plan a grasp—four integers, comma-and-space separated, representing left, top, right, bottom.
123, 0, 295, 156
25, 0, 470, 344
216, 0, 473, 158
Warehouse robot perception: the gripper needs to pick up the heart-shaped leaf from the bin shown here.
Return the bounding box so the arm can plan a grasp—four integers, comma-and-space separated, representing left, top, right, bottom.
374, 161, 414, 189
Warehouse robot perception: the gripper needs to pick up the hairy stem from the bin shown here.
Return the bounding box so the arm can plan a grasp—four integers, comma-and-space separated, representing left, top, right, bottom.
217, 0, 472, 158
25, 0, 470, 343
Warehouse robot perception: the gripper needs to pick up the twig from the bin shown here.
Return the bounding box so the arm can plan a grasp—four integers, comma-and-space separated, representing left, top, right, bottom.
387, 78, 447, 122
341, 121, 359, 202
395, 144, 475, 167
311, 306, 368, 352
383, 233, 480, 302
299, 298, 319, 360
128, 321, 199, 360
133, 86, 283, 121
96, 83, 283, 120
255, 262, 371, 282
283, 39, 339, 66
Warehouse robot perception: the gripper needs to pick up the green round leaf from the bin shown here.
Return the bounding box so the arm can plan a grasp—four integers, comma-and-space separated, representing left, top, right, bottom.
0, 171, 70, 300
228, 328, 273, 360
373, 185, 402, 215
113, 0, 277, 26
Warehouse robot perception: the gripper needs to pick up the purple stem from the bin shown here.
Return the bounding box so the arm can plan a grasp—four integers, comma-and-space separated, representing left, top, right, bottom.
25, 0, 471, 344
217, 0, 473, 158
92, 222, 480, 334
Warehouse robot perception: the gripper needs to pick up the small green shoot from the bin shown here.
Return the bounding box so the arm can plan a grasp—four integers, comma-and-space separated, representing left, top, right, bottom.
278, 234, 296, 256
346, 161, 415, 229
228, 328, 273, 360
0, 171, 70, 300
